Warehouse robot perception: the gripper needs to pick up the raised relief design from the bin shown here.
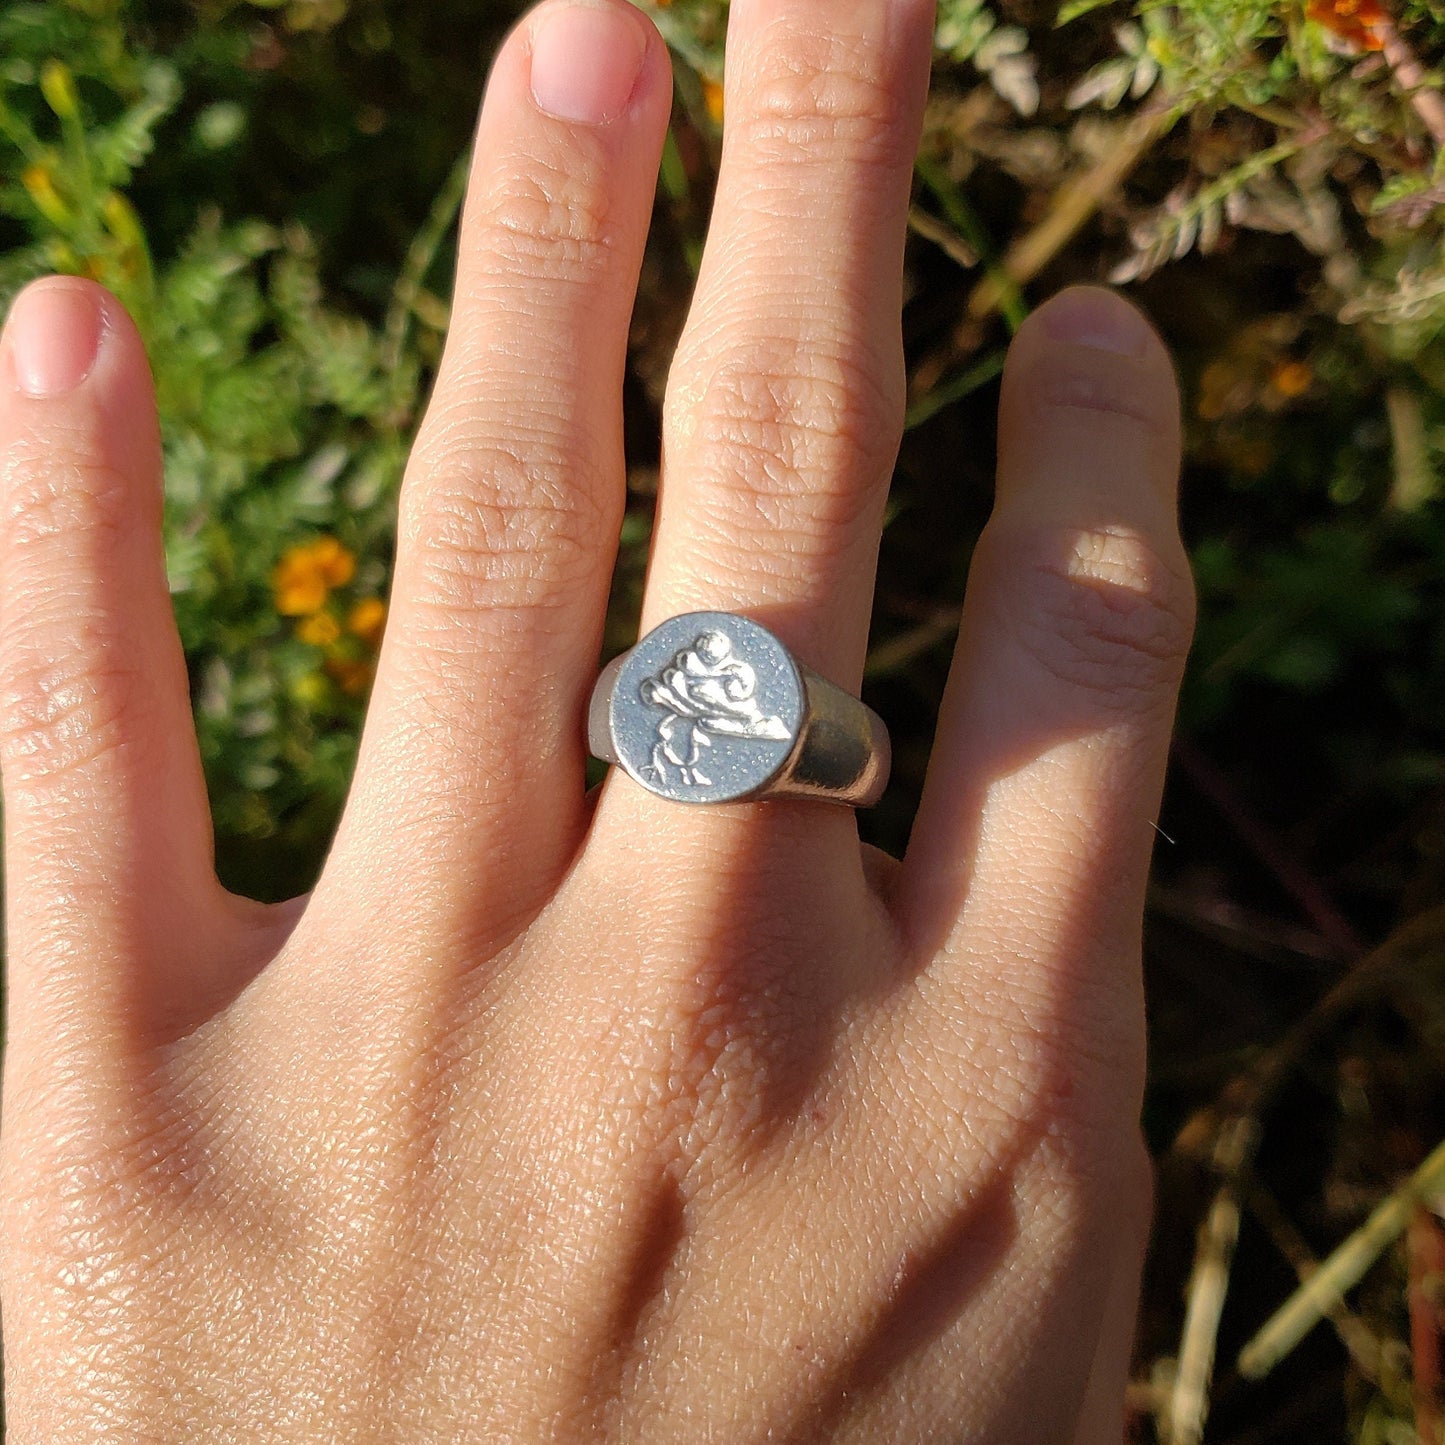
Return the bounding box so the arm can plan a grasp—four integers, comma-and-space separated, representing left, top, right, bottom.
640, 630, 792, 787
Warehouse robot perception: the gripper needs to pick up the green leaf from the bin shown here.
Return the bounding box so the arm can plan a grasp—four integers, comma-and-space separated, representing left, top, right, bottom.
1056, 0, 1120, 24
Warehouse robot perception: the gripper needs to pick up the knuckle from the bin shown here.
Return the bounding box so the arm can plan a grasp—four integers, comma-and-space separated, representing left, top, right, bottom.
1036, 361, 1175, 442
0, 611, 139, 788
701, 343, 900, 468
399, 426, 611, 619
994, 523, 1195, 709
0, 435, 154, 789
2, 432, 148, 553
672, 341, 901, 541
466, 146, 616, 286
739, 26, 907, 170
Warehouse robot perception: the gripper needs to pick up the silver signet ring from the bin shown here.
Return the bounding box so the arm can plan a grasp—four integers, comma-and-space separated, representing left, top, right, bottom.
587, 612, 890, 808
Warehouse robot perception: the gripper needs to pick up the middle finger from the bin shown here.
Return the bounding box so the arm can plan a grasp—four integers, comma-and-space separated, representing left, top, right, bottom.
640, 0, 936, 692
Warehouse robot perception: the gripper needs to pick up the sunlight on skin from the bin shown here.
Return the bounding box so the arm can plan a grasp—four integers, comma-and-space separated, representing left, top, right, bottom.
0, 1, 1192, 1439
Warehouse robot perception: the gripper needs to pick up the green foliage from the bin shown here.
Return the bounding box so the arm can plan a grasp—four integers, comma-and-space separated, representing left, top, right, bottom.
635, 0, 727, 81
2, 0, 1445, 1432
935, 0, 1040, 114
0, 0, 453, 884
1064, 0, 1445, 314
1190, 523, 1420, 705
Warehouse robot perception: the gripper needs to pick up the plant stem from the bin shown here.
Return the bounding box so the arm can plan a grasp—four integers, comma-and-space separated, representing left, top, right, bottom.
1377, 19, 1445, 150
962, 100, 1175, 324
915, 153, 1029, 334
1237, 1136, 1445, 1379
904, 349, 1007, 430
381, 147, 471, 395
1242, 1172, 1386, 1383
1163, 905, 1445, 1433
906, 205, 979, 270
1167, 1116, 1255, 1445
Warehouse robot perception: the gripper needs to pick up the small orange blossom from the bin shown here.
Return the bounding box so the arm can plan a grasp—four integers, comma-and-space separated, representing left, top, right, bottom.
1306, 0, 1388, 50
1271, 360, 1313, 398
296, 611, 343, 648
348, 597, 388, 648
272, 536, 357, 617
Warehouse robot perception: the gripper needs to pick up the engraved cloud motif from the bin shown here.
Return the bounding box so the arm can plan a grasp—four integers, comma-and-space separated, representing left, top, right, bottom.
640, 630, 792, 787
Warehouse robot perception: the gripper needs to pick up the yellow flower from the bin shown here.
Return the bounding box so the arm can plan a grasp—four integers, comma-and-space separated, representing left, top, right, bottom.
309, 535, 357, 587
290, 673, 330, 711
703, 78, 725, 125
272, 536, 357, 616
296, 611, 342, 647
348, 596, 387, 648
22, 164, 71, 228
39, 61, 80, 122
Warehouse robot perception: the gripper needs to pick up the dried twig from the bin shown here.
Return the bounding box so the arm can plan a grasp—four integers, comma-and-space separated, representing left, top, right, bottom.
1160, 906, 1445, 1433
962, 101, 1174, 325
907, 205, 980, 269
907, 100, 1172, 396
1377, 19, 1445, 150
1387, 384, 1435, 510
1242, 1171, 1386, 1380
1167, 1116, 1257, 1445
1237, 1136, 1445, 1378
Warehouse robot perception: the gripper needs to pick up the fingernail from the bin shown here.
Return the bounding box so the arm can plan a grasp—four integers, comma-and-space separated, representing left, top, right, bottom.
530, 1, 648, 124
1040, 287, 1151, 357
4, 281, 105, 398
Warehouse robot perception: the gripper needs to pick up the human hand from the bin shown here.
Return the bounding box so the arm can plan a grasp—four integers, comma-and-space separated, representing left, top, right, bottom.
0, 0, 1192, 1438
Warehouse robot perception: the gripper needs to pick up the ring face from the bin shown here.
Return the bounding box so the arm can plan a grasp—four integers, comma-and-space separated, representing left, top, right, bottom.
607, 612, 805, 804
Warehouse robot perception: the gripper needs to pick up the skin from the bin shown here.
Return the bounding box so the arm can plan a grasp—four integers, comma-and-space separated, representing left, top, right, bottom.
0, 0, 1194, 1439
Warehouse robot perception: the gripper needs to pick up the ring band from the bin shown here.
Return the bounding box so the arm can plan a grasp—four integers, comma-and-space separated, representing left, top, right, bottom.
587, 611, 891, 808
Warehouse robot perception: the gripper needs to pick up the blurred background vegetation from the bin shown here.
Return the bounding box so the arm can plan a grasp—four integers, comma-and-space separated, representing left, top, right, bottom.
2, 0, 1445, 1437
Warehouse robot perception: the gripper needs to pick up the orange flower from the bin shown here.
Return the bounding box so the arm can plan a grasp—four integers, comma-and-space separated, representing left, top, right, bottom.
1270, 359, 1313, 398
348, 596, 388, 648
308, 535, 356, 587
272, 560, 327, 616
1306, 0, 1388, 50
272, 536, 357, 616
296, 611, 342, 647
703, 78, 725, 125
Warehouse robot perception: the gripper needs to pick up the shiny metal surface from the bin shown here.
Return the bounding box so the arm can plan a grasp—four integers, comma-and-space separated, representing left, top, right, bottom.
588, 611, 890, 808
